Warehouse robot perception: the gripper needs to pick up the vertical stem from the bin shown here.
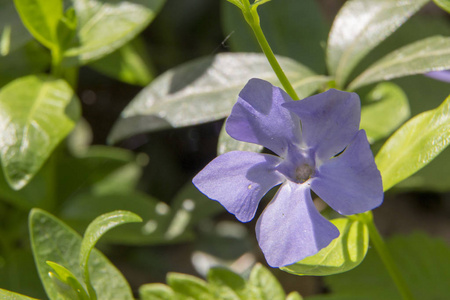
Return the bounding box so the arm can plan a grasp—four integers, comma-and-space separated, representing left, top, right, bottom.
243, 8, 300, 100
362, 212, 415, 300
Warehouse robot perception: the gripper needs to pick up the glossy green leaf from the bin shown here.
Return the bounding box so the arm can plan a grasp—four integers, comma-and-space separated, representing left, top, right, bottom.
281, 218, 369, 276
0, 289, 38, 300
349, 36, 450, 89
0, 75, 80, 190
360, 82, 410, 143
249, 263, 285, 300
108, 53, 328, 143
29, 208, 134, 300
139, 283, 176, 300
433, 0, 450, 12
13, 0, 63, 49
326, 0, 429, 88
79, 210, 141, 298
63, 0, 165, 65
46, 261, 89, 300
309, 233, 450, 300
217, 120, 263, 155
167, 272, 214, 299
88, 37, 154, 86
221, 0, 328, 72
376, 94, 450, 191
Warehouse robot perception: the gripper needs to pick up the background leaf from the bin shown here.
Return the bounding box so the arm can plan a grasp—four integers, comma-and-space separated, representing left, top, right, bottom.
280, 218, 369, 276
326, 0, 429, 87
349, 36, 450, 89
13, 0, 62, 49
221, 0, 329, 73
88, 36, 155, 86
108, 53, 327, 143
29, 208, 134, 300
64, 0, 165, 65
167, 272, 214, 299
139, 283, 176, 300
308, 233, 450, 300
433, 0, 450, 12
376, 94, 450, 191
248, 264, 285, 300
0, 75, 80, 190
0, 0, 34, 53
360, 82, 410, 143
0, 288, 38, 300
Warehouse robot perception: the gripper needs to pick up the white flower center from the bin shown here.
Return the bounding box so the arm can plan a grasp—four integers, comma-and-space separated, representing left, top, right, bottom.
295, 163, 314, 183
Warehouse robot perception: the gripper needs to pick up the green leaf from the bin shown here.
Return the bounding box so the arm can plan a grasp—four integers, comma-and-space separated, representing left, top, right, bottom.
88, 36, 154, 86
0, 1, 34, 53
433, 0, 450, 12
0, 75, 80, 190
286, 292, 303, 300
63, 0, 165, 65
29, 208, 134, 300
249, 263, 285, 300
13, 0, 63, 49
280, 218, 369, 276
46, 261, 89, 300
360, 82, 410, 143
326, 0, 429, 88
217, 121, 263, 155
221, 0, 329, 73
139, 283, 176, 300
375, 94, 450, 191
108, 53, 327, 143
79, 210, 142, 298
207, 267, 247, 300
309, 233, 450, 300
167, 273, 214, 299
0, 289, 39, 300
349, 36, 450, 90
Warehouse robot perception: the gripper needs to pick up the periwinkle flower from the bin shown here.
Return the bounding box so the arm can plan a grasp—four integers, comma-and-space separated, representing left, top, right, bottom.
193, 79, 383, 267
425, 70, 450, 83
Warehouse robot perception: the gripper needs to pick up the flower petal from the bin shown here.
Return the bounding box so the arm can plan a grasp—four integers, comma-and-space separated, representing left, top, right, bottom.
283, 89, 360, 160
256, 182, 340, 267
193, 151, 284, 222
310, 130, 383, 215
226, 78, 301, 157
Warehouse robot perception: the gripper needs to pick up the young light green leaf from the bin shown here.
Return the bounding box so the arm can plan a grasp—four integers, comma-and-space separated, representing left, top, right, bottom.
29, 208, 134, 300
0, 288, 39, 300
79, 211, 142, 298
139, 283, 176, 300
207, 267, 247, 300
88, 37, 154, 86
280, 218, 369, 276
63, 0, 165, 65
167, 272, 214, 299
309, 233, 450, 300
46, 261, 89, 300
249, 263, 285, 300
108, 53, 327, 144
286, 291, 303, 300
13, 0, 63, 49
433, 0, 450, 12
376, 94, 450, 191
217, 121, 263, 155
0, 75, 80, 190
360, 82, 410, 143
349, 36, 450, 90
326, 0, 429, 88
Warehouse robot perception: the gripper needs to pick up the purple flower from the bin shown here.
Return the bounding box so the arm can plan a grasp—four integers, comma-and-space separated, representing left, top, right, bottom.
425, 70, 450, 83
193, 79, 383, 267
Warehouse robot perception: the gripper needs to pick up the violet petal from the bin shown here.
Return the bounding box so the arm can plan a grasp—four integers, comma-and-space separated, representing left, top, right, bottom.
310, 130, 383, 215
256, 182, 340, 267
283, 89, 360, 161
226, 78, 301, 157
193, 151, 284, 222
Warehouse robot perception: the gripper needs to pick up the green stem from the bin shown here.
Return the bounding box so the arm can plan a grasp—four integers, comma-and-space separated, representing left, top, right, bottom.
362, 212, 415, 300
51, 46, 63, 78
242, 5, 299, 100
